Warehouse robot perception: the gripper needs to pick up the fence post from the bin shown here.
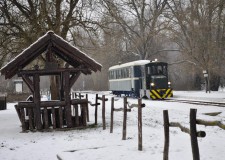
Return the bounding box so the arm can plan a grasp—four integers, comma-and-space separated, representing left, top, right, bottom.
163, 110, 169, 160
138, 98, 142, 151
86, 94, 89, 122
122, 97, 127, 140
102, 95, 106, 130
95, 94, 98, 125
190, 109, 200, 160
110, 97, 114, 133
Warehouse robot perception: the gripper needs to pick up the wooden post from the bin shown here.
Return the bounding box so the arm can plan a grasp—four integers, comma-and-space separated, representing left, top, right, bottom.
28, 108, 34, 131
59, 106, 63, 128
95, 94, 98, 125
64, 71, 72, 128
44, 107, 49, 129
102, 95, 106, 130
81, 103, 87, 126
190, 109, 200, 160
33, 74, 42, 130
138, 98, 142, 151
163, 110, 170, 160
86, 94, 89, 122
122, 97, 127, 140
110, 97, 114, 133
75, 104, 79, 127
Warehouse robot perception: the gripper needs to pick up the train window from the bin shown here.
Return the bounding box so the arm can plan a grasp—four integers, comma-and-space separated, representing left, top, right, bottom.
158, 66, 163, 74
147, 67, 151, 74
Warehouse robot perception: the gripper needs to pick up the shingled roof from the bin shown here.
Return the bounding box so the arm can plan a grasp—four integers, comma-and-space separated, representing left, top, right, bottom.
0, 31, 102, 79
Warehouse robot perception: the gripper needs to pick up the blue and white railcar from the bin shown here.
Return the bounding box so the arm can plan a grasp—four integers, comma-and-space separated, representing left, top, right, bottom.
108, 60, 150, 97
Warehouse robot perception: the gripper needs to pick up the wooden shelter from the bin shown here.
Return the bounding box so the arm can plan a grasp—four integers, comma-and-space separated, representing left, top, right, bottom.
0, 31, 102, 131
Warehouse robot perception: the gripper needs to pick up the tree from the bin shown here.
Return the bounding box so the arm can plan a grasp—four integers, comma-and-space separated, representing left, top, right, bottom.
0, 0, 98, 97
97, 0, 168, 60
166, 0, 225, 91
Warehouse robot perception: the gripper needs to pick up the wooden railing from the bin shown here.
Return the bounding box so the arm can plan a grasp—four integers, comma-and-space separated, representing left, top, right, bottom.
15, 99, 88, 132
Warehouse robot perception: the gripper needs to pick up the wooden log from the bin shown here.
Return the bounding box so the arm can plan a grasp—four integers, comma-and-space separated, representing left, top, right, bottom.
190, 109, 200, 160
122, 97, 127, 140
113, 108, 123, 112
163, 110, 169, 160
52, 107, 56, 129
196, 119, 225, 130
110, 97, 114, 133
33, 74, 42, 130
102, 95, 106, 130
20, 108, 27, 132
86, 94, 89, 122
64, 71, 72, 128
59, 106, 63, 128
71, 99, 88, 105
170, 122, 190, 135
28, 108, 34, 130
138, 98, 142, 151
95, 94, 98, 125
74, 105, 79, 127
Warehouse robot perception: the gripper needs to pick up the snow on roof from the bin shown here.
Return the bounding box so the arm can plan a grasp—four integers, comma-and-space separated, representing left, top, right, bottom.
109, 60, 150, 70
52, 31, 102, 68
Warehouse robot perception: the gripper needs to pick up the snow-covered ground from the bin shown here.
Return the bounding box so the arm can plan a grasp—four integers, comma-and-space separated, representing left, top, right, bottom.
0, 91, 225, 160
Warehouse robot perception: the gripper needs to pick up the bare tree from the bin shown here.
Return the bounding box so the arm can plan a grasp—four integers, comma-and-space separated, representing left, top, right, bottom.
0, 0, 99, 96
97, 0, 168, 60
166, 0, 225, 91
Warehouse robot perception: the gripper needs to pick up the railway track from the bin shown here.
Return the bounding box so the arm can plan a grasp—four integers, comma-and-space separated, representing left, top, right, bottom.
164, 98, 225, 107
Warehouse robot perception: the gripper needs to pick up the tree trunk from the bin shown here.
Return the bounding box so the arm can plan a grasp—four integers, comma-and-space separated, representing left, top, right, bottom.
210, 74, 220, 91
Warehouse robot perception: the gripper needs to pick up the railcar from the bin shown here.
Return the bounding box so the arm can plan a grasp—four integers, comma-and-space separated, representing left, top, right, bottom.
108, 60, 173, 99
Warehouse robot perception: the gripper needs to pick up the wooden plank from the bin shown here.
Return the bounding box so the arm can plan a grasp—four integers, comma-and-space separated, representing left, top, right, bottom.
74, 105, 79, 127
59, 106, 63, 128
44, 107, 49, 129
52, 107, 56, 129
20, 108, 27, 132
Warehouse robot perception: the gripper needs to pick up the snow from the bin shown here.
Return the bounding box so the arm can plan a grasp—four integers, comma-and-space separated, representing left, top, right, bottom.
0, 91, 225, 160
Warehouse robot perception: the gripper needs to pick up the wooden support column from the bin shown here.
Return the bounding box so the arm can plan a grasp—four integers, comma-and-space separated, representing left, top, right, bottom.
33, 74, 42, 130
122, 97, 127, 140
64, 71, 72, 128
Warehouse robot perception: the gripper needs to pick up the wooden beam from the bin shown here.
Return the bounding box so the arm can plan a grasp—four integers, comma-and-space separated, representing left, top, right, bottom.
21, 75, 34, 93
69, 72, 81, 88
18, 68, 90, 76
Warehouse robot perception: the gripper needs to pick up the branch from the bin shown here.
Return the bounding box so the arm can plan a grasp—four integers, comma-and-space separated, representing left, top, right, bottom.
197, 119, 225, 130
170, 122, 190, 134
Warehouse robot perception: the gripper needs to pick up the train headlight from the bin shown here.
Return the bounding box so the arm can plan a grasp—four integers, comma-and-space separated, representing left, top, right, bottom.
168, 81, 171, 88
151, 83, 155, 86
